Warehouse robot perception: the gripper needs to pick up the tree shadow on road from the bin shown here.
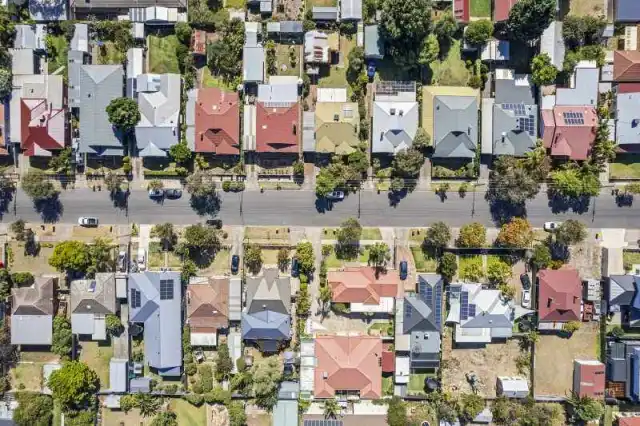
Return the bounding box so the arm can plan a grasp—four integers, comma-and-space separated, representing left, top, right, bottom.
387, 189, 407, 207
485, 194, 527, 226
546, 190, 590, 214
0, 191, 14, 219
190, 194, 221, 216
34, 195, 63, 223
109, 190, 129, 210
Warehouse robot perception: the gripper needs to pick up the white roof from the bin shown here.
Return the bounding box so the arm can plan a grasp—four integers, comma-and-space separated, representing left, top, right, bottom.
350, 297, 395, 313
481, 97, 494, 155
191, 332, 217, 346
317, 88, 347, 103
497, 376, 529, 392
394, 356, 410, 384
299, 339, 316, 396
229, 332, 242, 373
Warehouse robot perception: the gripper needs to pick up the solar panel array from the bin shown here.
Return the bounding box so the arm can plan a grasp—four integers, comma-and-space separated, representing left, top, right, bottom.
468, 303, 477, 318
563, 111, 585, 125
450, 286, 461, 298
460, 291, 469, 321
303, 421, 344, 426
160, 279, 174, 300
518, 116, 536, 136
131, 289, 141, 308
434, 283, 443, 328
424, 286, 433, 303
502, 103, 527, 116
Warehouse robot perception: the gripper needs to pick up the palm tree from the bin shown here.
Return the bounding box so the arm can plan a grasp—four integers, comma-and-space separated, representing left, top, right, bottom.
368, 242, 390, 270
323, 398, 341, 419
319, 285, 333, 315
151, 223, 176, 250
135, 394, 162, 417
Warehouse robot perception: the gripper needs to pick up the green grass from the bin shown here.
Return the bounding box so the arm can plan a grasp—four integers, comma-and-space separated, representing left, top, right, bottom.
624, 250, 640, 271
374, 57, 412, 82
318, 66, 348, 89
382, 376, 394, 396
486, 255, 510, 271
170, 399, 206, 426
201, 66, 236, 90
322, 227, 382, 241
324, 247, 370, 268
459, 255, 483, 282
430, 40, 471, 86
95, 41, 125, 65
410, 246, 438, 273
225, 0, 246, 8
408, 373, 433, 395
46, 35, 69, 77
275, 44, 300, 77
246, 227, 291, 241
10, 363, 42, 391
470, 0, 490, 17
409, 228, 427, 243
148, 242, 181, 270
148, 35, 181, 74
305, 0, 337, 7
78, 341, 113, 390
610, 156, 640, 179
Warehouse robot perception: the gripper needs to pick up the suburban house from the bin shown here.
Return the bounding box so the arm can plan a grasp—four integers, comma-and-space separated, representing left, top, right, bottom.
537, 268, 582, 330
494, 0, 518, 21
364, 25, 384, 60
70, 0, 186, 19
540, 21, 566, 71
314, 88, 360, 155
327, 267, 400, 314
606, 340, 640, 401
242, 269, 291, 352
186, 87, 240, 156
395, 273, 443, 390
273, 381, 299, 426
422, 85, 480, 160
70, 273, 117, 341
573, 360, 605, 399
314, 335, 382, 399
614, 51, 640, 82
607, 274, 640, 326
312, 6, 339, 21
446, 283, 529, 344
11, 277, 55, 346
615, 0, 640, 23
29, 0, 67, 21
540, 106, 598, 160
453, 0, 469, 23
304, 31, 331, 66
372, 81, 419, 155
620, 418, 640, 426
340, 0, 361, 20
186, 276, 230, 347
134, 73, 181, 157
14, 25, 46, 50
77, 65, 125, 157
129, 271, 182, 377
615, 84, 640, 152
485, 69, 537, 157
266, 21, 304, 38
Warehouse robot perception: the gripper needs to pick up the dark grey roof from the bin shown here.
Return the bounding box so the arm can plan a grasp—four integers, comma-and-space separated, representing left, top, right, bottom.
492, 104, 537, 156
280, 21, 303, 33
241, 310, 290, 341
432, 95, 478, 159
312, 6, 338, 20
616, 0, 640, 22
609, 275, 637, 307
607, 341, 627, 382
364, 25, 384, 59
246, 269, 291, 315
130, 377, 151, 393
494, 77, 535, 105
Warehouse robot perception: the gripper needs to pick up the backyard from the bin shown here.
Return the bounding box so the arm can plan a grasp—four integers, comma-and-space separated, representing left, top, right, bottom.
430, 40, 471, 87
610, 156, 640, 179
408, 372, 435, 396
78, 341, 113, 390
470, 0, 490, 17
148, 35, 181, 74
318, 34, 352, 91
46, 35, 68, 76
274, 44, 301, 77
101, 407, 151, 426
170, 399, 207, 426
566, 0, 606, 17
374, 57, 413, 82
93, 41, 125, 65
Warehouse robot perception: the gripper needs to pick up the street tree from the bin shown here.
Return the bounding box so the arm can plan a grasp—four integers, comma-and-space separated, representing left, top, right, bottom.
151, 223, 177, 250
186, 171, 217, 198
392, 148, 424, 178
251, 357, 283, 410
245, 243, 263, 274
151, 412, 178, 426
277, 247, 290, 272
418, 34, 439, 67
324, 399, 341, 419
106, 97, 140, 131
315, 168, 337, 197
550, 164, 600, 198
49, 241, 90, 273
169, 141, 192, 165
506, 0, 555, 42
495, 218, 534, 248
336, 218, 362, 259
457, 222, 486, 248
51, 316, 72, 358
295, 242, 315, 275
438, 252, 458, 282
214, 343, 234, 382
386, 397, 408, 426
487, 261, 512, 286
22, 171, 58, 201
13, 392, 53, 426
48, 361, 99, 410
390, 177, 404, 194
104, 172, 124, 194
465, 19, 494, 46
555, 219, 587, 246
531, 244, 552, 269
183, 224, 221, 255
531, 54, 558, 86
368, 242, 391, 269
0, 68, 11, 100
424, 221, 451, 252
379, 0, 432, 69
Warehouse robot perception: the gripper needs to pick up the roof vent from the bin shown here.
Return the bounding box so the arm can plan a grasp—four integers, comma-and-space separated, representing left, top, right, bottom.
390, 108, 396, 115
399, 110, 404, 116
424, 332, 429, 339
262, 304, 267, 310
501, 132, 506, 143
333, 114, 339, 121
323, 372, 328, 379
467, 126, 471, 135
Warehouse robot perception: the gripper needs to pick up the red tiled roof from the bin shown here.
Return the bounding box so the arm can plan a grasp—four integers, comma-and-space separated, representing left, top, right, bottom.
314, 335, 382, 399
574, 360, 605, 399
453, 0, 469, 22
21, 99, 65, 157
255, 102, 299, 153
538, 268, 582, 323
494, 0, 518, 21
381, 350, 394, 373
186, 278, 229, 332
620, 418, 640, 426
195, 88, 240, 155
328, 267, 400, 304
614, 50, 640, 82
617, 83, 640, 94
541, 106, 597, 160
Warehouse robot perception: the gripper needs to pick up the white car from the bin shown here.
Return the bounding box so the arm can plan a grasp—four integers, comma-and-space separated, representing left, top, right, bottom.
521, 289, 531, 309
543, 221, 562, 232
137, 248, 146, 271
78, 217, 99, 227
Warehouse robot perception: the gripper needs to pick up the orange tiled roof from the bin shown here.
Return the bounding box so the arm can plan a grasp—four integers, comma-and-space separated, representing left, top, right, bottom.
614, 50, 640, 82
328, 267, 400, 304
255, 102, 299, 153
186, 278, 229, 332
195, 88, 240, 155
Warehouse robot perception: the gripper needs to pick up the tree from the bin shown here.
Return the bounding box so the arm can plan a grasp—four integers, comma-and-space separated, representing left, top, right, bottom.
487, 261, 512, 286
120, 394, 136, 413
208, 18, 245, 83
215, 343, 234, 382
563, 321, 581, 334
324, 399, 341, 419
609, 325, 625, 339
22, 171, 58, 201
229, 401, 247, 426
460, 393, 485, 422
392, 148, 424, 178
438, 252, 458, 282
152, 223, 177, 250
48, 361, 99, 410
390, 177, 404, 193
498, 283, 516, 300
487, 156, 541, 207
104, 172, 124, 194
418, 34, 439, 67
531, 244, 552, 269
47, 147, 73, 175
424, 221, 451, 251
562, 15, 605, 49
315, 168, 337, 197
465, 19, 494, 45
277, 247, 290, 272
151, 412, 178, 426
186, 171, 217, 198
175, 21, 193, 45
13, 392, 53, 426
379, 0, 432, 69
433, 9, 458, 41
347, 46, 365, 80
368, 242, 391, 269
412, 127, 431, 150
11, 219, 25, 240
531, 53, 558, 86
251, 357, 282, 410
319, 285, 333, 312
506, 0, 555, 42
295, 242, 315, 275
591, 120, 616, 171
169, 141, 192, 165
495, 218, 534, 248
135, 394, 163, 417
49, 241, 90, 273
0, 69, 10, 101
457, 223, 486, 248
567, 393, 604, 423
0, 270, 10, 300
336, 218, 362, 259
106, 97, 140, 130
105, 314, 123, 336
555, 219, 587, 246
87, 237, 113, 276
387, 397, 407, 426
245, 243, 263, 274
183, 224, 221, 254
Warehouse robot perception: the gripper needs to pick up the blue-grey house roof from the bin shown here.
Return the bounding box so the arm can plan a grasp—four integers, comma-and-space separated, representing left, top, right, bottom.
312, 6, 338, 20
609, 275, 638, 308
78, 65, 125, 156
246, 269, 291, 315
404, 274, 443, 369
616, 0, 640, 22
432, 95, 478, 159
243, 46, 265, 82
109, 359, 128, 393
364, 25, 384, 59
492, 103, 537, 156
129, 271, 182, 376
274, 383, 298, 426
241, 310, 290, 341
29, 0, 67, 22
616, 91, 640, 147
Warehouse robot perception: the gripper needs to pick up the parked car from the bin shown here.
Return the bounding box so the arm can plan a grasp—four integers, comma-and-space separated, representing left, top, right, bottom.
164, 188, 182, 199
78, 217, 98, 227
137, 248, 146, 271
521, 289, 531, 308
148, 189, 164, 198
399, 261, 408, 280
117, 251, 127, 272
543, 221, 562, 232
326, 191, 345, 201
291, 258, 299, 278
231, 255, 240, 275
520, 273, 531, 290
206, 219, 223, 229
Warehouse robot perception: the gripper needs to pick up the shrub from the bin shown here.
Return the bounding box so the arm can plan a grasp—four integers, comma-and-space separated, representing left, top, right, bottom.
184, 394, 204, 406
185, 362, 197, 376
198, 365, 213, 393
222, 181, 231, 192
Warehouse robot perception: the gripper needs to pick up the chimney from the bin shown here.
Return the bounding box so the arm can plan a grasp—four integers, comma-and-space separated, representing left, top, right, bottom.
390, 108, 396, 115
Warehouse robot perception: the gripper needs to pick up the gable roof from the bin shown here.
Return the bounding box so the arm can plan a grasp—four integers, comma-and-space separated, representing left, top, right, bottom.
70, 273, 116, 315
492, 103, 537, 156
246, 269, 291, 315
314, 335, 382, 399
255, 102, 299, 153
432, 95, 478, 158
11, 277, 54, 345
494, 0, 518, 21
340, 0, 362, 20
187, 276, 229, 332
241, 310, 291, 341
328, 267, 400, 304
615, 50, 640, 82
609, 274, 638, 307
541, 106, 597, 160
537, 268, 582, 322
129, 271, 182, 375
616, 0, 640, 22
573, 359, 605, 399
193, 88, 240, 154
540, 21, 565, 70
315, 101, 360, 154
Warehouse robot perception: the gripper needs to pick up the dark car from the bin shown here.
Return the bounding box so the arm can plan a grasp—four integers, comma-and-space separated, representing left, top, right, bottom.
164, 188, 182, 199
520, 273, 531, 290
399, 261, 408, 280
291, 258, 299, 278
206, 219, 223, 229
148, 188, 164, 199
231, 255, 240, 275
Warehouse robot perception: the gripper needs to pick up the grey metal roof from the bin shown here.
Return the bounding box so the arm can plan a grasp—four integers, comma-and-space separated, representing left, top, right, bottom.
432, 95, 478, 159
495, 75, 535, 105
609, 275, 637, 306
130, 377, 152, 393
364, 25, 383, 59
341, 0, 362, 20
241, 310, 290, 340
109, 359, 128, 393
11, 277, 54, 345
278, 380, 299, 399
312, 6, 338, 20
10, 49, 37, 75
14, 25, 45, 50
616, 92, 640, 146
246, 269, 291, 315
303, 111, 316, 152
78, 65, 125, 156
372, 99, 419, 154
540, 21, 565, 70
274, 399, 298, 426
71, 273, 117, 315
68, 50, 84, 108
492, 104, 537, 156
556, 62, 599, 107
616, 0, 640, 22
29, 0, 67, 21
70, 24, 88, 52
11, 315, 52, 345
229, 277, 242, 321
74, 0, 184, 8
129, 271, 182, 376
280, 21, 303, 33
243, 46, 265, 82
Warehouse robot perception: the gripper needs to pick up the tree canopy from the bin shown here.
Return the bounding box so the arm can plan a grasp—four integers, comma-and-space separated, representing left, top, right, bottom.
438, 252, 458, 282
22, 171, 58, 201
169, 141, 192, 165
465, 20, 494, 45
506, 0, 555, 41
379, 0, 432, 68
562, 15, 606, 49
48, 361, 99, 410
336, 218, 362, 259
106, 97, 140, 130
531, 54, 558, 86
487, 155, 542, 207
49, 241, 91, 273
245, 243, 263, 275
295, 241, 315, 275
52, 316, 73, 358
393, 148, 424, 178
457, 223, 486, 248
0, 68, 11, 100
13, 392, 53, 426
550, 164, 600, 198
424, 221, 451, 251
531, 244, 552, 269
555, 219, 587, 246
387, 397, 408, 426
368, 242, 391, 269
151, 412, 178, 426
208, 18, 245, 83
251, 357, 282, 410
495, 218, 534, 248
182, 224, 221, 255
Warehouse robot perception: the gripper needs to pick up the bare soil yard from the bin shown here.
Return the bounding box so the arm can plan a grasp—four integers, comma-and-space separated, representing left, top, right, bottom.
568, 239, 601, 280
9, 242, 57, 275
442, 329, 529, 397
567, 0, 605, 17
534, 322, 599, 396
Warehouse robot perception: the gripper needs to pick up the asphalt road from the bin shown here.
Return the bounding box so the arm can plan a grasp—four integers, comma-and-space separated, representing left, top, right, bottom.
3, 188, 640, 227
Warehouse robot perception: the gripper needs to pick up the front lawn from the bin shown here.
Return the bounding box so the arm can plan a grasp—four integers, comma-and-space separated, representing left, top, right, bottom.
10, 363, 42, 391
430, 40, 471, 87
9, 242, 57, 275
148, 35, 181, 74
322, 227, 382, 241
410, 246, 438, 273
246, 227, 291, 241
324, 246, 370, 268
470, 0, 490, 17
148, 242, 181, 270
610, 156, 640, 179
198, 248, 231, 275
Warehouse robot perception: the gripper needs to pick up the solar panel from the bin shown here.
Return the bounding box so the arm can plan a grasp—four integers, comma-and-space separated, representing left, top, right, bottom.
304, 421, 344, 426
562, 111, 584, 125
405, 303, 413, 318
434, 283, 443, 328
160, 279, 174, 300
424, 286, 433, 303
418, 280, 427, 296
460, 291, 469, 321
503, 103, 526, 116
469, 303, 476, 318
518, 117, 535, 136
131, 289, 140, 308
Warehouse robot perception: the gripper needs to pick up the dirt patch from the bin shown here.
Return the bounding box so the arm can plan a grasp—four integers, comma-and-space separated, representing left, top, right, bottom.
246, 404, 271, 426
101, 407, 151, 426
534, 322, 599, 397
442, 329, 529, 397
568, 239, 601, 279
8, 242, 57, 275
567, 0, 605, 17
